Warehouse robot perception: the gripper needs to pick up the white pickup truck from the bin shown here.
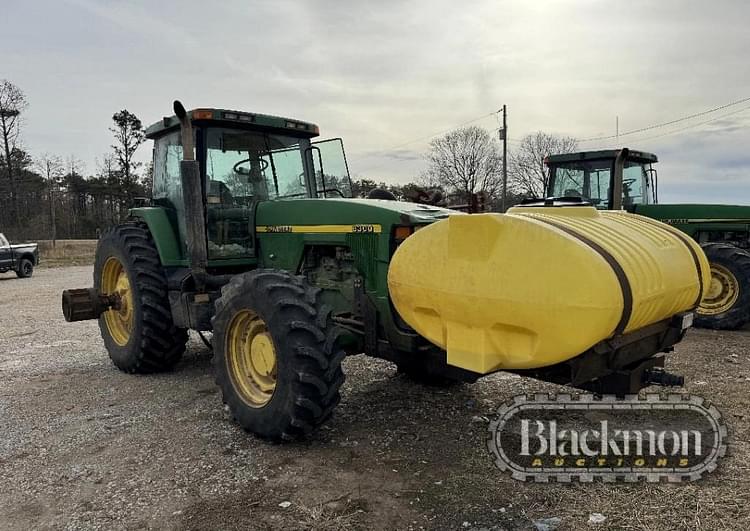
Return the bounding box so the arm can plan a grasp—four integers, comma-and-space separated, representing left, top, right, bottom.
0, 233, 39, 278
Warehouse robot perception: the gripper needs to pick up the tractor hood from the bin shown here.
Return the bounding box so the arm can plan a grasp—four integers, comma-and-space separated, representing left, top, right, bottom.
256, 198, 458, 228
634, 203, 750, 225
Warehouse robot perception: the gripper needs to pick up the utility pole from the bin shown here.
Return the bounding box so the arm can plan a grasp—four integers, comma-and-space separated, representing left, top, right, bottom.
50, 187, 56, 248
616, 115, 619, 144
500, 104, 508, 212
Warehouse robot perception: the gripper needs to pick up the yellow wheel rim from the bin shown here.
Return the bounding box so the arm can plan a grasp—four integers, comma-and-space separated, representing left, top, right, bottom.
226, 309, 277, 407
100, 257, 134, 346
698, 263, 740, 316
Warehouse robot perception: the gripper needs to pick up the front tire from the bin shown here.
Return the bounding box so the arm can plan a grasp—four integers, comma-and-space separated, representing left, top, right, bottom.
695, 243, 750, 330
212, 269, 346, 441
15, 258, 33, 278
94, 223, 188, 373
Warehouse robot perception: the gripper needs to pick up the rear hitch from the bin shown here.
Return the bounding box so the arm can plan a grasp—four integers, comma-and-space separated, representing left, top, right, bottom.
62, 288, 120, 322
643, 368, 684, 387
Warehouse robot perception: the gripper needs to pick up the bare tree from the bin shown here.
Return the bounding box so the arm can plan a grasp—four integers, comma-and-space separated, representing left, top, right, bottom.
65, 154, 85, 177
96, 154, 121, 223
0, 80, 28, 225
423, 126, 503, 204
35, 154, 65, 246
509, 132, 578, 198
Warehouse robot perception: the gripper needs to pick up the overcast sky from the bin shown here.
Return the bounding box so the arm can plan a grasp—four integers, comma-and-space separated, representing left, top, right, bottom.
3, 0, 749, 203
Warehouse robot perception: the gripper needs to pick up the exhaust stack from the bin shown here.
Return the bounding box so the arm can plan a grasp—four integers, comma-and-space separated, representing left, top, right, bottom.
173, 101, 209, 292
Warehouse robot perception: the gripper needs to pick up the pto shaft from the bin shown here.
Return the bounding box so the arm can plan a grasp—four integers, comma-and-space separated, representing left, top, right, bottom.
61, 288, 120, 322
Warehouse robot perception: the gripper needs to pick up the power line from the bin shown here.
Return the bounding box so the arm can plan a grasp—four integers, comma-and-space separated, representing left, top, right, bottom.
609, 103, 750, 145
356, 110, 500, 173
384, 111, 498, 152
579, 95, 750, 143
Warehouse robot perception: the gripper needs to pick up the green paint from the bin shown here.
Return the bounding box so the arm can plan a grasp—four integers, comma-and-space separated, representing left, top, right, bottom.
546, 150, 750, 244
633, 204, 750, 237
129, 207, 186, 266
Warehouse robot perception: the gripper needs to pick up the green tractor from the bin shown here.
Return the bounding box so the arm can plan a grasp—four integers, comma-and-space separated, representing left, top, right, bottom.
545, 148, 750, 330
61, 103, 700, 441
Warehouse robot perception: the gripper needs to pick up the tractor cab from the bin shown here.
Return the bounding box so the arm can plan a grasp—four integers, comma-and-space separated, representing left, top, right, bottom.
545, 149, 658, 211
145, 108, 353, 260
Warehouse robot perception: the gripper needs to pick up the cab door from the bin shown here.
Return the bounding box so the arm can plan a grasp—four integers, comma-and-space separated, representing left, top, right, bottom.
310, 138, 353, 197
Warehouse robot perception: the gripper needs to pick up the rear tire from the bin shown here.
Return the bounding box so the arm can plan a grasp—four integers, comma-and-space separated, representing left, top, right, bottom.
94, 222, 188, 373
15, 258, 33, 278
695, 243, 750, 330
212, 269, 346, 441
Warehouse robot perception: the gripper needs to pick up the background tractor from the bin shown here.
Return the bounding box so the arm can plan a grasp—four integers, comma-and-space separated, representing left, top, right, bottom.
62, 103, 703, 441
545, 148, 750, 330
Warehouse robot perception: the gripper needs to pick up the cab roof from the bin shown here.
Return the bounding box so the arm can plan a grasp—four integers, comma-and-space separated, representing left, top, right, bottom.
546, 149, 658, 164
145, 108, 320, 139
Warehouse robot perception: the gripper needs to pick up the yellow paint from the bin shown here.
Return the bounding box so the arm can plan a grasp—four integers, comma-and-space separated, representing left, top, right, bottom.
387, 207, 710, 374
100, 256, 134, 346
225, 309, 277, 407
697, 263, 740, 316
257, 224, 382, 234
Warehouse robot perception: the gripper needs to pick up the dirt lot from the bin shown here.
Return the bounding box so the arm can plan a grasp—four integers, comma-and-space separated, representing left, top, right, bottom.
1, 266, 749, 530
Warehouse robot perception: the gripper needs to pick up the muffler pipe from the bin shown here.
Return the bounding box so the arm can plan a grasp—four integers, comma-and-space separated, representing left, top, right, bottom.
174, 100, 209, 292
611, 147, 630, 210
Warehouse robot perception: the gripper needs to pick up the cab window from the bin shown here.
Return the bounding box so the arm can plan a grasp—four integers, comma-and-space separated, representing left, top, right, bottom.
622, 161, 651, 207
552, 160, 611, 208
152, 131, 190, 252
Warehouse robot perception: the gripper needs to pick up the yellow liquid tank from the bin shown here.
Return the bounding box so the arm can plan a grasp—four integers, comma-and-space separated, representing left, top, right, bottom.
387, 206, 710, 374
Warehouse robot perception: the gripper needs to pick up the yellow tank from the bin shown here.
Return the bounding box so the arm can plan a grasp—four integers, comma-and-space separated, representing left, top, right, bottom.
387, 206, 710, 374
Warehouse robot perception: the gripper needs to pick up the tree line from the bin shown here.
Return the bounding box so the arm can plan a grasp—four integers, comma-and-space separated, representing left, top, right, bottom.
0, 80, 149, 242
351, 127, 579, 211
0, 78, 579, 242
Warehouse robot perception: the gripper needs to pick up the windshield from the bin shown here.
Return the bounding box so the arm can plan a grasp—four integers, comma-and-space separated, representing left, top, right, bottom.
550, 159, 652, 208
205, 128, 307, 202
204, 129, 353, 200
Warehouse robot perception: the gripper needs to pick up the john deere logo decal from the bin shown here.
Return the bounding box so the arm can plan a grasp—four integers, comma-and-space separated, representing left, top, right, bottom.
487, 394, 726, 482
264, 225, 293, 233
257, 224, 382, 234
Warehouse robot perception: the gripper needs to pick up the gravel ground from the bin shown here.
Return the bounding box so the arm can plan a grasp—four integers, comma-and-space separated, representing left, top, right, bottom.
1, 266, 749, 530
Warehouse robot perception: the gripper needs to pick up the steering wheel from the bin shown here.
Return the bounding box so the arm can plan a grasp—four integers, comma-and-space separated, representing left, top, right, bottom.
622, 178, 636, 187
232, 158, 269, 176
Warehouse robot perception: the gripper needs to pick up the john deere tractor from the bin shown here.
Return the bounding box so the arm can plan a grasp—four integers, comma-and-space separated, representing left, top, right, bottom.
545, 149, 750, 330
62, 103, 707, 441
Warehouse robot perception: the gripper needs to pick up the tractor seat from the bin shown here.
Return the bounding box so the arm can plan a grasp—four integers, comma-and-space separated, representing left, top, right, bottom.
208, 180, 237, 206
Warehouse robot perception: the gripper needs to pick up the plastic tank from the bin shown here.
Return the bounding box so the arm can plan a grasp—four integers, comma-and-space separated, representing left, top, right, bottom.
387, 206, 710, 374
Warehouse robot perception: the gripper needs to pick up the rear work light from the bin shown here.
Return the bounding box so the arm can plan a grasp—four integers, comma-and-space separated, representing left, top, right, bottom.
222, 111, 255, 123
